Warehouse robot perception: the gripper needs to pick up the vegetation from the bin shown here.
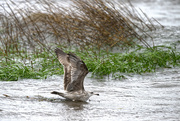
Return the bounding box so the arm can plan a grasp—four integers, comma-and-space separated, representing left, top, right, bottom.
0, 0, 161, 56
0, 0, 179, 81
86, 45, 180, 79
0, 52, 63, 81
0, 45, 179, 81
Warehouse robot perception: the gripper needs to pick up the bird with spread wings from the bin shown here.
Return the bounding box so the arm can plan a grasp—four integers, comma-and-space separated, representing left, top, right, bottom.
51, 48, 99, 102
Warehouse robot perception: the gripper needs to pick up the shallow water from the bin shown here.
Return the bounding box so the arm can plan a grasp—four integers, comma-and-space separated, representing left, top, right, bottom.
0, 0, 180, 121
129, 0, 180, 26
0, 68, 180, 121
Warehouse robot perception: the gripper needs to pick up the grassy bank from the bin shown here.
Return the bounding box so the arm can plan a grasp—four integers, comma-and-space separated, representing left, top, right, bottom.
0, 0, 177, 81
0, 46, 179, 81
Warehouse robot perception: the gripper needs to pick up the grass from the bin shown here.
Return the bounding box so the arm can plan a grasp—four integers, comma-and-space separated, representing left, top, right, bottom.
0, 0, 178, 81
83, 45, 180, 79
0, 51, 63, 81
0, 45, 179, 81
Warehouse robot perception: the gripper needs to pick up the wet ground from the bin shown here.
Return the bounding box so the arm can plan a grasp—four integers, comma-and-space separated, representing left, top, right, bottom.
0, 0, 180, 121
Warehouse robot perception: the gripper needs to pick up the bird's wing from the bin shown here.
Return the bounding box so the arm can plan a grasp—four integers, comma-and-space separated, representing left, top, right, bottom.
55, 48, 71, 90
66, 52, 89, 92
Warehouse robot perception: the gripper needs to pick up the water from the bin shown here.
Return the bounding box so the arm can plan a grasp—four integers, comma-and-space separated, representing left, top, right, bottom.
0, 68, 180, 121
0, 0, 180, 121
129, 0, 180, 26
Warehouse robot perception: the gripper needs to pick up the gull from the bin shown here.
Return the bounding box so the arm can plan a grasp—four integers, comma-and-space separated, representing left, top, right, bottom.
51, 48, 99, 102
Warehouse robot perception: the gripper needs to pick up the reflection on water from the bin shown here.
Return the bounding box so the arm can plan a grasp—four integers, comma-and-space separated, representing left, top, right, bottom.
0, 68, 180, 121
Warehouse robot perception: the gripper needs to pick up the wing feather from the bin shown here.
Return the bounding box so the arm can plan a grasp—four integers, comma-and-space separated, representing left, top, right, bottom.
55, 48, 69, 66
55, 48, 71, 90
66, 53, 88, 92
55, 48, 88, 92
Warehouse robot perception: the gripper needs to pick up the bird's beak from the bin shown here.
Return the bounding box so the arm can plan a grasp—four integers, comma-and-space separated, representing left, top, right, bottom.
94, 93, 99, 96
91, 92, 99, 96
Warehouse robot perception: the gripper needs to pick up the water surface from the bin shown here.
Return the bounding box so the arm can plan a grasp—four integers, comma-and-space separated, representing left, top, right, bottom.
0, 68, 180, 121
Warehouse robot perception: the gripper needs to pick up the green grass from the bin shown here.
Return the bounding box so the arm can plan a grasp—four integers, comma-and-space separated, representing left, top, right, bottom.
0, 53, 63, 81
80, 45, 179, 79
0, 45, 179, 81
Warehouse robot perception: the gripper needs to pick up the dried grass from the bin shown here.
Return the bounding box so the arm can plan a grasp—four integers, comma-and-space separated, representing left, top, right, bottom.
0, 0, 162, 59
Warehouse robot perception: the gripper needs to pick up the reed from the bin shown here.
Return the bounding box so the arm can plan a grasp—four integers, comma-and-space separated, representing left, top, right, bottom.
0, 0, 161, 57
1, 0, 175, 81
